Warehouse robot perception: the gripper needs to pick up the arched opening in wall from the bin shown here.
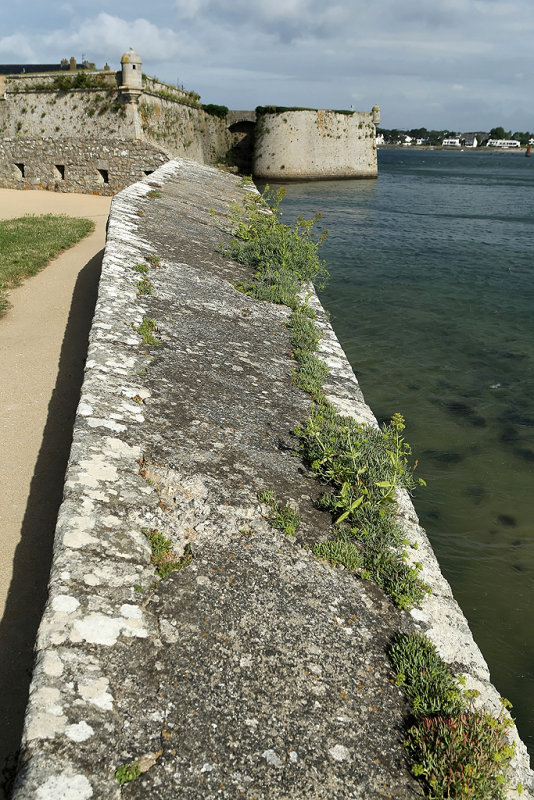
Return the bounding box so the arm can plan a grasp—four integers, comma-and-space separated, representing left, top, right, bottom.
144, 169, 154, 176
227, 120, 255, 173
53, 165, 65, 180
14, 163, 25, 179
96, 168, 109, 185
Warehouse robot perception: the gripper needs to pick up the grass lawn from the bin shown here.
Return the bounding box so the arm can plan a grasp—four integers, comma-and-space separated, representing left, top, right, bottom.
0, 214, 95, 318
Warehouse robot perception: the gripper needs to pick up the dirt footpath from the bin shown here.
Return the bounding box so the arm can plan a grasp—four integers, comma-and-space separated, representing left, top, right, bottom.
0, 189, 111, 797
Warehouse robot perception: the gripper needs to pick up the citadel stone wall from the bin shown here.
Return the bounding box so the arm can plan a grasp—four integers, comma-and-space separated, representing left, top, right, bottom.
10, 158, 534, 800
0, 136, 168, 195
253, 109, 378, 180
138, 93, 232, 165
0, 77, 234, 194
0, 88, 136, 140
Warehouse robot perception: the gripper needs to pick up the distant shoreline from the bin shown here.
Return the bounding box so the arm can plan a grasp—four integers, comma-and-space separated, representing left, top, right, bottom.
378, 144, 528, 153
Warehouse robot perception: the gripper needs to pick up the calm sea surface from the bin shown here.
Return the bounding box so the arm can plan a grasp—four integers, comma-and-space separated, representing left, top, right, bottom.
271, 147, 534, 755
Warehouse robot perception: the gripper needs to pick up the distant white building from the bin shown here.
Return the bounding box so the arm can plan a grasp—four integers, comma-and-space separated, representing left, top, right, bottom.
486, 139, 521, 148
376, 132, 385, 145
462, 134, 478, 148
442, 137, 461, 147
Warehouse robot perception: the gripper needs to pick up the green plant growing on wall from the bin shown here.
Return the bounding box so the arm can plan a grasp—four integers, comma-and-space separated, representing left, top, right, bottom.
389, 633, 464, 716
286, 305, 328, 398
146, 254, 162, 268
136, 317, 161, 345
226, 186, 328, 311
115, 761, 141, 785
221, 186, 426, 607
136, 277, 153, 295
258, 491, 300, 536
388, 632, 517, 799
143, 528, 192, 578
313, 538, 363, 570
296, 403, 427, 609
407, 707, 515, 800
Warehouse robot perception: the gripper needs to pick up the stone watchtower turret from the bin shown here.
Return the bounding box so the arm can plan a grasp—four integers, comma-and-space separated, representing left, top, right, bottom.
120, 48, 142, 104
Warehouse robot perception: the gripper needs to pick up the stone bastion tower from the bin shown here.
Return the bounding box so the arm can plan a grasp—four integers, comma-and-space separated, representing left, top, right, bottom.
252, 103, 381, 181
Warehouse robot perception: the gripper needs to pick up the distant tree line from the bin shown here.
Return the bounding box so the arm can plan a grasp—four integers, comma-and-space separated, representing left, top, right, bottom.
377, 126, 532, 146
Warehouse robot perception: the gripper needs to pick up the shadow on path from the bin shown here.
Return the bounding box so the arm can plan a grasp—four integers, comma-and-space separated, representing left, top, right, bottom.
0, 251, 103, 799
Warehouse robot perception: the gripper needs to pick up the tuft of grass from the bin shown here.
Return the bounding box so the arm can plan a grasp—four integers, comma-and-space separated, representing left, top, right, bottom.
132, 262, 149, 274
389, 633, 464, 717
225, 186, 328, 311
115, 761, 141, 785
143, 528, 192, 578
136, 277, 153, 296
136, 317, 161, 345
0, 215, 94, 318
291, 351, 329, 397
258, 490, 300, 536
146, 190, 162, 199
313, 538, 363, 570
146, 254, 162, 268
297, 403, 428, 609
388, 632, 516, 799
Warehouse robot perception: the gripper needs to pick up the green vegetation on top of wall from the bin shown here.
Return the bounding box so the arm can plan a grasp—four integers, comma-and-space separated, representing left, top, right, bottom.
256, 105, 355, 116
222, 187, 426, 610
52, 72, 114, 91
224, 186, 328, 310
201, 104, 229, 119
301, 406, 429, 610
148, 87, 201, 107
7, 73, 115, 94
256, 105, 318, 116
389, 633, 518, 799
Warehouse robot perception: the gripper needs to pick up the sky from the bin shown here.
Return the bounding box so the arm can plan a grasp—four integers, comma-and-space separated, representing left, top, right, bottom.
0, 0, 533, 132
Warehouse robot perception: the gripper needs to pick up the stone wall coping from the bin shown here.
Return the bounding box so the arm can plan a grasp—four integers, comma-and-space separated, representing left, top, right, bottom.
11, 158, 533, 799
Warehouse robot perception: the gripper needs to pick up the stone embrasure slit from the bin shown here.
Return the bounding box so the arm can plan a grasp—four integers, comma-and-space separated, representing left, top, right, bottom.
12, 158, 533, 800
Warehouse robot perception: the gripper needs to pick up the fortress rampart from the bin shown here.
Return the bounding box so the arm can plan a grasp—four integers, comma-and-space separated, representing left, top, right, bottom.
10, 158, 533, 799
0, 51, 234, 195
253, 107, 380, 180
0, 51, 380, 193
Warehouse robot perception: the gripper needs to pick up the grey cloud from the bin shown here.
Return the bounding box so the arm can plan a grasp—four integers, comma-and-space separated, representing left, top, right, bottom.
2, 0, 534, 129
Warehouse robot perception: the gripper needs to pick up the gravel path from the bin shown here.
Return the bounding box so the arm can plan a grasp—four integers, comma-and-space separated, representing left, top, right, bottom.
0, 188, 111, 797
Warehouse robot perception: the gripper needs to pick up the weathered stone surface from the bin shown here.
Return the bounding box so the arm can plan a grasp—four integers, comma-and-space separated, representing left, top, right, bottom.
11, 158, 533, 799
0, 137, 168, 195
253, 110, 378, 180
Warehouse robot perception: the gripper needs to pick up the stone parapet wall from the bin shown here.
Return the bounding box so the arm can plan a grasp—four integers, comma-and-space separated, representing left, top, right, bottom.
3, 72, 118, 92
0, 84, 235, 190
141, 76, 193, 100
0, 88, 133, 140
253, 109, 377, 180
11, 159, 533, 799
138, 95, 232, 164
0, 137, 168, 195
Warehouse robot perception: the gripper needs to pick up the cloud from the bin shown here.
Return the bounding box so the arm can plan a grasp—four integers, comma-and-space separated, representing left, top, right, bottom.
1, 0, 534, 128
0, 33, 37, 61
42, 12, 195, 61
175, 0, 353, 42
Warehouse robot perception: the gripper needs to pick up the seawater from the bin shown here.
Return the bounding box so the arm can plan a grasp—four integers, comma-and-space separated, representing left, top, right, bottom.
270, 147, 534, 755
